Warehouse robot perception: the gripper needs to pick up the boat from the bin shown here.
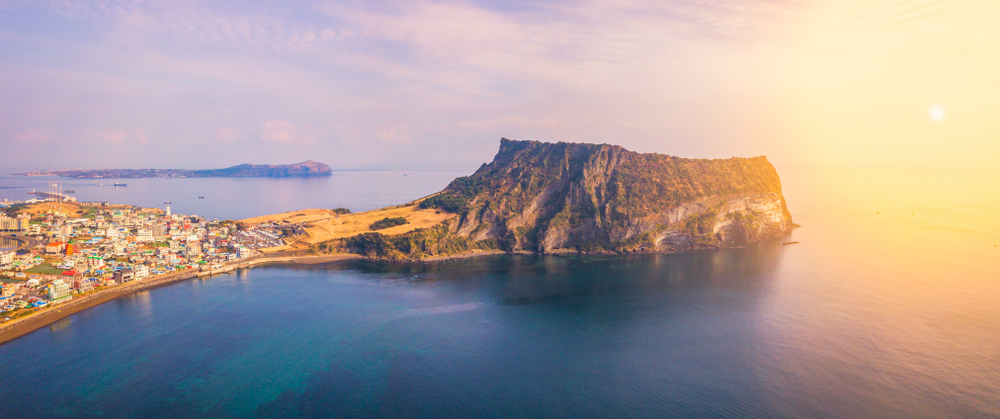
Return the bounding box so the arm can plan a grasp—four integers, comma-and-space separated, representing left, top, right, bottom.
113, 183, 127, 187
164, 201, 172, 204
199, 196, 205, 199
63, 190, 75, 193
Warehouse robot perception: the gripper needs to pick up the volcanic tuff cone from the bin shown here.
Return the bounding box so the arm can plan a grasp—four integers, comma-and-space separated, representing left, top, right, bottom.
338, 138, 793, 259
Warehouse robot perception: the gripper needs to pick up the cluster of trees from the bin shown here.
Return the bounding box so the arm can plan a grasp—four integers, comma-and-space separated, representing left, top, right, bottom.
369, 217, 408, 230
331, 208, 351, 215
2, 206, 21, 217
418, 176, 482, 214
329, 224, 502, 260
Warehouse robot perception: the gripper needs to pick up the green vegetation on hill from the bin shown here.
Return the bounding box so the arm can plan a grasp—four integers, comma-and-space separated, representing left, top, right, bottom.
369, 217, 409, 231
2, 204, 26, 217
331, 208, 351, 215
314, 223, 505, 260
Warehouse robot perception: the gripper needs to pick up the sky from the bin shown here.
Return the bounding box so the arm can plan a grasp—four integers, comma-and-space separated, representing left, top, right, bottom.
1, 0, 998, 172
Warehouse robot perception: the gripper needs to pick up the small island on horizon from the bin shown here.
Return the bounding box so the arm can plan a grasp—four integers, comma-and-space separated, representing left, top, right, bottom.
17, 160, 333, 179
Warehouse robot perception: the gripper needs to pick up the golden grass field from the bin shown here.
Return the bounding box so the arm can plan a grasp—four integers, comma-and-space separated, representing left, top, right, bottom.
14, 202, 162, 217
241, 204, 456, 250
15, 201, 87, 217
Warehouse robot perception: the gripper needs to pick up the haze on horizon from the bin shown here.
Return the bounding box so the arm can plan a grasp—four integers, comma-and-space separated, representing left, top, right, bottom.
1, 0, 998, 172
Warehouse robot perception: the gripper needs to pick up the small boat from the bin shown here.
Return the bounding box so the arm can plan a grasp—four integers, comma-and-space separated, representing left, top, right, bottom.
113, 183, 127, 187
64, 190, 76, 193
782, 241, 799, 245
199, 196, 205, 199
164, 201, 171, 204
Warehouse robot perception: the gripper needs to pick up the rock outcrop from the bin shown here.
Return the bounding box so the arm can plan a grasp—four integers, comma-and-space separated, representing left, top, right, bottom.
421, 138, 792, 253
336, 138, 793, 259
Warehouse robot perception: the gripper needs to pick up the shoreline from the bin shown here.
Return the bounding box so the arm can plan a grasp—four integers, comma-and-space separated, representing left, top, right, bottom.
0, 239, 787, 346
0, 253, 360, 346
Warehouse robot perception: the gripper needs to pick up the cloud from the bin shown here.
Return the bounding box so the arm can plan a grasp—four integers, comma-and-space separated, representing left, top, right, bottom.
2, 0, 999, 169
261, 119, 317, 143
12, 128, 53, 144
375, 127, 411, 143
215, 127, 239, 143
96, 129, 147, 144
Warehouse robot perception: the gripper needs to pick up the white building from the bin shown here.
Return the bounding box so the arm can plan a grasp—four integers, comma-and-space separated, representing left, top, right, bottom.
133, 265, 149, 280
0, 251, 13, 270
48, 279, 72, 303
87, 256, 105, 269
137, 229, 154, 242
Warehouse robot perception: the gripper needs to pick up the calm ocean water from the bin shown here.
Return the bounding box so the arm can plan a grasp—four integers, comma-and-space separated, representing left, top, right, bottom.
0, 170, 467, 220
1, 168, 999, 418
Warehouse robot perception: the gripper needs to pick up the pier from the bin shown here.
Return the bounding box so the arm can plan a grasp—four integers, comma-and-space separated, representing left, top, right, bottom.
30, 191, 78, 203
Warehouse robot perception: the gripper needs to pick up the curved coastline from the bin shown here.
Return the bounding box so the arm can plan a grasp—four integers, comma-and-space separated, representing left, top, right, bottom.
0, 253, 359, 346
0, 238, 785, 346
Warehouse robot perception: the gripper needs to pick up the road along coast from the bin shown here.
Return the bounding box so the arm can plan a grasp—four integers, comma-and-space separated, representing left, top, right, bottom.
0, 253, 359, 346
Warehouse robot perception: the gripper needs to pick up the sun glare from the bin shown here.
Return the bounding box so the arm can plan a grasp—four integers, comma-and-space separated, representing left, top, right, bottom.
930, 106, 944, 121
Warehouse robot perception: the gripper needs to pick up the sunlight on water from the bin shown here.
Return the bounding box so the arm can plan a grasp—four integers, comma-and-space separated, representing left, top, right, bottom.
0, 168, 997, 418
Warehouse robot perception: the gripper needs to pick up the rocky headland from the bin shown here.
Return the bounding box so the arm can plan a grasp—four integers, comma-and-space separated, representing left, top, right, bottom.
322, 138, 793, 260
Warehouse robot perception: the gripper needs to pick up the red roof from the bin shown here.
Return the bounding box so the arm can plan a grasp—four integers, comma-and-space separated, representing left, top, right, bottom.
62, 270, 77, 276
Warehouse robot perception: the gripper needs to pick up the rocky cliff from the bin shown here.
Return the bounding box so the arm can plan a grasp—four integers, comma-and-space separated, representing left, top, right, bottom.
335, 138, 792, 259
416, 138, 792, 253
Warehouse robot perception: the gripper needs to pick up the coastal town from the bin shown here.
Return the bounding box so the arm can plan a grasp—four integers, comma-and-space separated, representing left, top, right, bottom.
0, 197, 292, 322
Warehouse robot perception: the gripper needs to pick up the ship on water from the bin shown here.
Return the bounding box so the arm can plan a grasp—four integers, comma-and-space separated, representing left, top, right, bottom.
113, 183, 127, 187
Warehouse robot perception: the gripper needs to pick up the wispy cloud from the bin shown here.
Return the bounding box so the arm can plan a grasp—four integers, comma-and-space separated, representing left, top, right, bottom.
0, 0, 998, 169
261, 120, 317, 143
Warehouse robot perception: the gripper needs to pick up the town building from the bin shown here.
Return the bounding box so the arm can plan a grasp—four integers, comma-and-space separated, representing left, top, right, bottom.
0, 214, 30, 232
0, 251, 13, 270
87, 256, 105, 269
46, 242, 67, 254
152, 223, 166, 240
113, 268, 134, 283
133, 265, 149, 280
47, 279, 72, 304
74, 278, 94, 293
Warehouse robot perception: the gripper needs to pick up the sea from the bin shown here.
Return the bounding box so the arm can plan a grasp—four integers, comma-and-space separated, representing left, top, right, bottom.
1, 167, 998, 418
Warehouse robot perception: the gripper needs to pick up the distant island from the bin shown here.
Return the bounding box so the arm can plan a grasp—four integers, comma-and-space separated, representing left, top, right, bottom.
249, 138, 795, 260
17, 160, 333, 178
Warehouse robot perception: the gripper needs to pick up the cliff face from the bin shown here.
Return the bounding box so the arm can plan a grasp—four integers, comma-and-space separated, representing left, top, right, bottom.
420, 138, 792, 253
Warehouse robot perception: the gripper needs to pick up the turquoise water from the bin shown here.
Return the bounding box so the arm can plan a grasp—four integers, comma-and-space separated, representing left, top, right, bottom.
1, 168, 999, 418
